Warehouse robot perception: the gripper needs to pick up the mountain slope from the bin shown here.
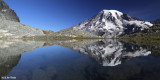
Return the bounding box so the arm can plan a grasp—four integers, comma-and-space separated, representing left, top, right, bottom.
0, 19, 44, 38
0, 0, 19, 22
120, 24, 160, 40
71, 10, 153, 38
0, 0, 44, 38
151, 18, 160, 24
51, 28, 101, 38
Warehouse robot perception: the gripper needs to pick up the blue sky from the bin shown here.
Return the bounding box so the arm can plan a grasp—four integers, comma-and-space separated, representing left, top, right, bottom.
4, 0, 160, 32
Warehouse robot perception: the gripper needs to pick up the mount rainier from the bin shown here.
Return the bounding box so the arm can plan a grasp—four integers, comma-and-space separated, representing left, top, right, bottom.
70, 10, 153, 38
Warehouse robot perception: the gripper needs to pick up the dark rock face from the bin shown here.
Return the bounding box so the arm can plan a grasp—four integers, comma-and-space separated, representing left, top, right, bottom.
0, 0, 20, 22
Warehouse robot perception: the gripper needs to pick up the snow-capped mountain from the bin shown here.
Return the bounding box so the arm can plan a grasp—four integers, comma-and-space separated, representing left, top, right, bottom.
73, 40, 151, 66
72, 10, 153, 38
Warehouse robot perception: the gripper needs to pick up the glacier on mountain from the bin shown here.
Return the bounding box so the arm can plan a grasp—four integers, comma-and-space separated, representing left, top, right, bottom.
72, 10, 153, 38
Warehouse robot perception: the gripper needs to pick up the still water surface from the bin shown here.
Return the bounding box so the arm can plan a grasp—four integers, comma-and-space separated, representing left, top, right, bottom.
0, 39, 160, 80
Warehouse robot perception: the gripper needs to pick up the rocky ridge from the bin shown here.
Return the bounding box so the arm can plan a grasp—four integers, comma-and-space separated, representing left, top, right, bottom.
0, 0, 19, 22
0, 0, 44, 38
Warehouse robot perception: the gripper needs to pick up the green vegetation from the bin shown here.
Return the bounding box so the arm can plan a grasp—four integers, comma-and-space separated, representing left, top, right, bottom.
23, 35, 104, 41
22, 28, 105, 40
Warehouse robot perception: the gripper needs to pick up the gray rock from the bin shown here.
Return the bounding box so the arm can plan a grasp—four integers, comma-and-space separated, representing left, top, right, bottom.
0, 0, 44, 38
0, 19, 44, 38
0, 0, 19, 22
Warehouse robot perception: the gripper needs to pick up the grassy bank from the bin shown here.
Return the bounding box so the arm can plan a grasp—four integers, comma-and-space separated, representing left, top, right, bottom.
23, 35, 104, 41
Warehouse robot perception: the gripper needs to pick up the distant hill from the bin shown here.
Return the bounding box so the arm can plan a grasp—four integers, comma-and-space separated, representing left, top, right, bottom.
151, 19, 160, 24
48, 28, 102, 38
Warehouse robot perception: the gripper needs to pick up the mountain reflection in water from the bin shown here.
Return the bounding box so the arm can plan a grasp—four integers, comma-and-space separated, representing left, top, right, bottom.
72, 40, 151, 66
0, 39, 160, 80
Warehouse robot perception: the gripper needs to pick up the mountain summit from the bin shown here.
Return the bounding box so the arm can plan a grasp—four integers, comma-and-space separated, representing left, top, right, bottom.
0, 0, 19, 22
72, 10, 153, 38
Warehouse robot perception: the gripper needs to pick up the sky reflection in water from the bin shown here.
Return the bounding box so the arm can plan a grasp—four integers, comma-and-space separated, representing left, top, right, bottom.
0, 39, 160, 80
